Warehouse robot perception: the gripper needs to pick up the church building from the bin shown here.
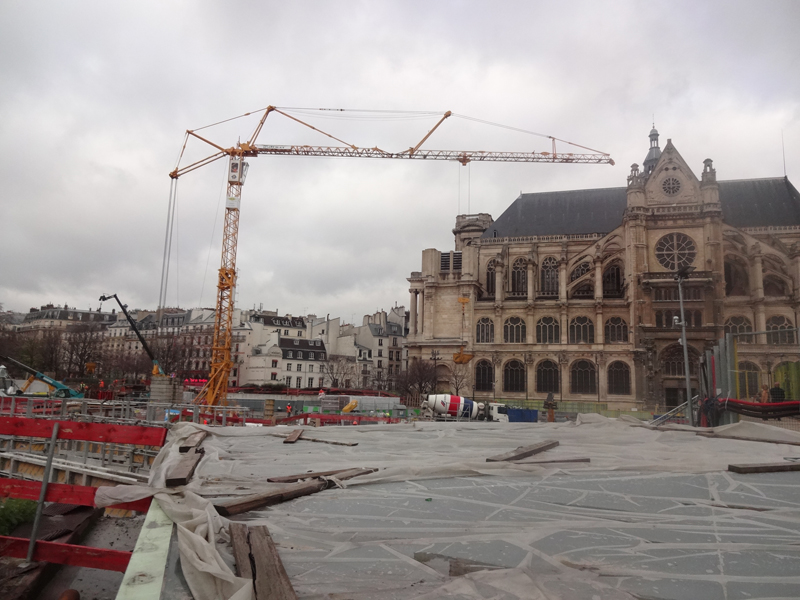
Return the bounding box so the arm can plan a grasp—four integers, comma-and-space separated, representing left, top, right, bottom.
406, 129, 800, 409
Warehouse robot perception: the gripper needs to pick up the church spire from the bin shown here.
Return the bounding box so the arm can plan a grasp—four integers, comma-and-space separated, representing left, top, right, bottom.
642, 124, 661, 176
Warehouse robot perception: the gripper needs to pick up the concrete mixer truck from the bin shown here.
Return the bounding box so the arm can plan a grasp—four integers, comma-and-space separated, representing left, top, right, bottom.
421, 394, 507, 422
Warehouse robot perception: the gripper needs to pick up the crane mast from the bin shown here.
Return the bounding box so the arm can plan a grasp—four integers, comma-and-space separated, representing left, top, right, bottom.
169, 106, 614, 406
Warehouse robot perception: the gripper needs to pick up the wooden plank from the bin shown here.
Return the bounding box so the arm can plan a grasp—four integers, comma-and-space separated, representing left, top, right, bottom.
510, 457, 591, 464
697, 431, 800, 447
165, 448, 205, 487
283, 429, 304, 444
267, 432, 357, 446
728, 462, 800, 474
0, 536, 131, 572
486, 440, 559, 462
328, 467, 377, 483
214, 481, 326, 517
115, 499, 173, 600
179, 430, 208, 453
267, 468, 352, 483
0, 417, 167, 446
0, 477, 152, 512
229, 522, 253, 579
248, 525, 298, 600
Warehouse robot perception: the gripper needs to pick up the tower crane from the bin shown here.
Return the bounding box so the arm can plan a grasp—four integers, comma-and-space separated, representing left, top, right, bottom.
168, 106, 614, 406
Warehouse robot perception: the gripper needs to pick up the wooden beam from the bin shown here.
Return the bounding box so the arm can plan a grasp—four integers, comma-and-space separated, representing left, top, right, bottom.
0, 536, 131, 572
728, 462, 800, 474
330, 467, 377, 481
214, 480, 326, 517
697, 431, 800, 447
267, 468, 352, 483
0, 477, 152, 512
115, 499, 173, 600
267, 432, 357, 446
229, 522, 253, 579
486, 440, 559, 462
179, 430, 208, 453
0, 416, 167, 446
248, 525, 298, 600
165, 448, 204, 487
510, 457, 590, 464
283, 429, 304, 444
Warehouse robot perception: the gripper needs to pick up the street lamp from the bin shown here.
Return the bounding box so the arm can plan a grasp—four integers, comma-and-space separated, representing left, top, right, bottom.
674, 265, 696, 426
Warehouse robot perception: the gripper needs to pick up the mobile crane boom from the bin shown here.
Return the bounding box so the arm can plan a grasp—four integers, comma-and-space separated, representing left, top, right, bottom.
169, 106, 614, 406
100, 294, 165, 377
0, 355, 83, 399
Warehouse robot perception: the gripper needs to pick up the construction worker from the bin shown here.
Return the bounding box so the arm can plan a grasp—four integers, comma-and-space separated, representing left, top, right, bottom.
286, 403, 293, 418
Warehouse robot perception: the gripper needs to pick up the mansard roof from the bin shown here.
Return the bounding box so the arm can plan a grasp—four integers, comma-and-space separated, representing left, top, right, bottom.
481, 177, 800, 238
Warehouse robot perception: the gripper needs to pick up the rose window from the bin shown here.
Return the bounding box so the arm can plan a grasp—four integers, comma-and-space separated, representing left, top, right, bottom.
655, 233, 696, 271
662, 177, 681, 196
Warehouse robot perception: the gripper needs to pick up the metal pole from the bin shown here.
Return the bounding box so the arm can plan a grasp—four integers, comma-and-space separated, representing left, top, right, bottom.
26, 422, 59, 563
677, 277, 695, 426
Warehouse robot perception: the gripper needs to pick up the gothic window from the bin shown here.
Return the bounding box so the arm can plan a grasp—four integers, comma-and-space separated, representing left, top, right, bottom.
738, 361, 761, 399
654, 286, 702, 301
486, 260, 496, 296
475, 360, 493, 391
570, 360, 596, 394
511, 258, 527, 296
572, 283, 594, 298
724, 259, 749, 296
655, 233, 696, 271
476, 317, 494, 343
536, 360, 559, 393
724, 316, 753, 343
656, 310, 702, 328
569, 316, 594, 344
536, 316, 560, 344
569, 262, 591, 282
540, 257, 559, 297
503, 360, 525, 392
661, 345, 698, 377
607, 361, 631, 395
604, 317, 629, 343
603, 263, 623, 297
504, 317, 526, 343
763, 276, 788, 297
766, 316, 795, 345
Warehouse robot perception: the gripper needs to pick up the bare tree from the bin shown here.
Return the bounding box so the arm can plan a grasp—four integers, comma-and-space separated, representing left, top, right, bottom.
396, 359, 437, 405
63, 324, 105, 378
449, 361, 471, 396
320, 354, 357, 388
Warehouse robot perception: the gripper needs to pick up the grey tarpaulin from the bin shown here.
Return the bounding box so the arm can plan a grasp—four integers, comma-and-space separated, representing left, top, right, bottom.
99, 417, 800, 599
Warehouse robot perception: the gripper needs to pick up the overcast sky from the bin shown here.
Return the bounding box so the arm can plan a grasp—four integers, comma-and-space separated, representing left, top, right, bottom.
2, 1, 798, 323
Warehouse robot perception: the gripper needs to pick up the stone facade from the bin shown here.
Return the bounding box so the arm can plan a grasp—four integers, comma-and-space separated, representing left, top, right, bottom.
407, 131, 800, 410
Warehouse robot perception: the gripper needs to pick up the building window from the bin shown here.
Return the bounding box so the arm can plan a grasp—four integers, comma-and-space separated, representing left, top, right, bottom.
308, 365, 314, 373
656, 310, 702, 328
738, 361, 760, 399
503, 360, 525, 393
655, 233, 696, 271
724, 259, 749, 296
378, 360, 382, 368
661, 345, 698, 377
536, 360, 559, 393
604, 317, 628, 343
377, 350, 382, 357
569, 316, 594, 344
504, 317, 526, 343
286, 376, 292, 386
607, 361, 631, 395
389, 351, 394, 360
379, 339, 384, 346
536, 317, 559, 344
603, 263, 623, 297
476, 317, 494, 343
540, 257, 559, 297
297, 351, 303, 359
294, 340, 299, 345
309, 352, 315, 359
766, 316, 795, 344
724, 316, 753, 343
272, 360, 278, 367
569, 262, 591, 282
475, 360, 493, 391
287, 363, 292, 371
297, 330, 302, 336
308, 377, 314, 387
511, 258, 527, 296
654, 287, 701, 301
570, 360, 596, 394
271, 372, 277, 381
296, 364, 302, 372
486, 260, 496, 296
388, 365, 393, 374
764, 276, 788, 297
572, 283, 594, 298
284, 330, 289, 335
296, 377, 302, 388
393, 337, 398, 346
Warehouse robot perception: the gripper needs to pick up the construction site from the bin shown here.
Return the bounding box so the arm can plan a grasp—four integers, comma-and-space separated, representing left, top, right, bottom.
2, 105, 800, 600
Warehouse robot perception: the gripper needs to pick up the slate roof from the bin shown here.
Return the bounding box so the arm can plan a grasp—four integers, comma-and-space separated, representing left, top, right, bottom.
481, 177, 800, 238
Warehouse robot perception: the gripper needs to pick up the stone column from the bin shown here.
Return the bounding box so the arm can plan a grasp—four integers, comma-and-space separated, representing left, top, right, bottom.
560, 307, 568, 344
527, 262, 535, 302
418, 290, 425, 336
409, 290, 418, 335
559, 260, 567, 302
755, 302, 767, 344
595, 306, 604, 344
594, 260, 603, 301
426, 290, 435, 340
752, 253, 766, 343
